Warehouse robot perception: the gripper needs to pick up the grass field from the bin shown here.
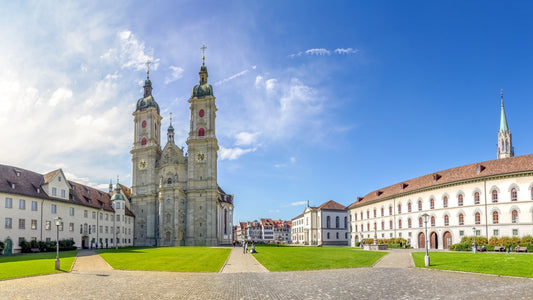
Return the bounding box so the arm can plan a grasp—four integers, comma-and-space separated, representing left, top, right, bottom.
412, 252, 533, 278
97, 247, 231, 272
0, 251, 77, 280
252, 245, 386, 271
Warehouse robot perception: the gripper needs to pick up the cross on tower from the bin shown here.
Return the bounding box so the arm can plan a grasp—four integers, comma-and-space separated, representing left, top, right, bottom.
146, 60, 152, 76
201, 44, 207, 65
500, 88, 504, 96
170, 112, 173, 125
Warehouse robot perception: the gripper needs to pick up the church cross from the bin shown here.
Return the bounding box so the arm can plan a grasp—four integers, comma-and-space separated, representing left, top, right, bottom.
201, 44, 207, 65
146, 60, 151, 75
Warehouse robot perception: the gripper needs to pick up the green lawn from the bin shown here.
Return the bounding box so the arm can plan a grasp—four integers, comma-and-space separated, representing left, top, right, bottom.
252, 245, 386, 271
0, 251, 77, 280
412, 252, 533, 278
97, 247, 231, 272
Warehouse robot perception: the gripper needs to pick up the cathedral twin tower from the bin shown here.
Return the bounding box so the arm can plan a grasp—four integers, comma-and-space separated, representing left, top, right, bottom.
130, 56, 233, 246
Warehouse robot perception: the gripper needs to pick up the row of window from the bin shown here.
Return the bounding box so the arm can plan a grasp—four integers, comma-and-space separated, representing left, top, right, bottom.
355, 209, 525, 232
325, 216, 348, 229
4, 218, 134, 235
354, 188, 532, 221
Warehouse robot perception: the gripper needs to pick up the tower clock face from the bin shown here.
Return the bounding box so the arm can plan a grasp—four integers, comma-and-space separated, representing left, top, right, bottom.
138, 160, 147, 170
196, 152, 206, 162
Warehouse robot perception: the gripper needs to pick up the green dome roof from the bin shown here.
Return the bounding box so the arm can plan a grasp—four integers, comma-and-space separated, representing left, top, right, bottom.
192, 83, 213, 98
136, 95, 160, 114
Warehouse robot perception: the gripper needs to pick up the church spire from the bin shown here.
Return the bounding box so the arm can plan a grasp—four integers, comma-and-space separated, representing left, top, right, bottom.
497, 89, 514, 159
167, 112, 175, 144
143, 60, 153, 98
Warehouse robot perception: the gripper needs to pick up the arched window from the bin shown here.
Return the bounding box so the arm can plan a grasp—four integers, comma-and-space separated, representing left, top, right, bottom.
381, 221, 384, 230
430, 198, 435, 209
355, 225, 358, 232
367, 223, 370, 231
511, 188, 517, 201
326, 216, 331, 228
344, 216, 347, 228
444, 215, 449, 226
430, 216, 435, 227
354, 213, 357, 221
336, 232, 339, 239
418, 200, 422, 211
381, 207, 384, 216
198, 128, 205, 137
367, 210, 370, 218
459, 214, 464, 225
335, 216, 340, 228
327, 232, 330, 239
408, 218, 412, 228
458, 194, 463, 206
389, 206, 392, 215
141, 137, 147, 146
474, 192, 480, 204
398, 219, 402, 229
199, 109, 205, 117
167, 178, 172, 184
407, 202, 412, 212
419, 217, 423, 227
512, 210, 519, 223
373, 208, 377, 218
492, 190, 498, 203
374, 222, 377, 230
360, 212, 363, 220
397, 203, 402, 214
389, 220, 393, 229
443, 196, 448, 208
492, 211, 499, 224
475, 212, 480, 225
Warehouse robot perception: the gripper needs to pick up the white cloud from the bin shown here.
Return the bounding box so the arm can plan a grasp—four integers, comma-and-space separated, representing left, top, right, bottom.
165, 65, 184, 84
290, 157, 296, 163
334, 48, 359, 55
289, 47, 359, 58
235, 132, 260, 146
219, 146, 256, 160
265, 79, 277, 92
254, 75, 263, 87
216, 69, 249, 85
289, 201, 307, 206
101, 30, 159, 71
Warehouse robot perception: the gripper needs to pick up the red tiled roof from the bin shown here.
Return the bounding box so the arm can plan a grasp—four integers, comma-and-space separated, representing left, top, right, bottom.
348, 154, 533, 209
217, 186, 233, 204
318, 200, 346, 211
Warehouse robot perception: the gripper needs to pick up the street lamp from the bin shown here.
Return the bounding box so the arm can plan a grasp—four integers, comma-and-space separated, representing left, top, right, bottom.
422, 213, 430, 267
472, 227, 477, 253
54, 216, 62, 270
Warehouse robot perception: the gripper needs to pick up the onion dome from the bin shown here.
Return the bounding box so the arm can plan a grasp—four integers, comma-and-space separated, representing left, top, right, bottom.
136, 70, 160, 113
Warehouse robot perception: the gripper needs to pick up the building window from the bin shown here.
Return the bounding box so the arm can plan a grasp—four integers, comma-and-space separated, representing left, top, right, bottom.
398, 219, 402, 229
52, 187, 57, 196
419, 217, 423, 228
336, 232, 339, 239
458, 214, 464, 225
407, 218, 412, 228
407, 202, 412, 212
31, 219, 37, 230
344, 216, 347, 228
335, 216, 340, 228
5, 198, 12, 208
389, 206, 392, 215
51, 204, 56, 213
5, 217, 12, 229
84, 210, 88, 218
475, 212, 480, 225
70, 207, 74, 216
31, 201, 38, 211
327, 233, 330, 239
360, 212, 363, 220
458, 194, 463, 206
443, 196, 448, 208
117, 215, 120, 222
459, 230, 464, 236
92, 211, 96, 219
326, 216, 330, 228
117, 202, 121, 209
418, 200, 422, 211
492, 190, 498, 203
511, 188, 517, 201
430, 198, 435, 209
512, 210, 518, 223
45, 221, 51, 230
492, 211, 499, 224
397, 203, 402, 214
61, 189, 66, 198
19, 199, 25, 210
69, 223, 74, 232
493, 229, 499, 236
198, 128, 205, 136
380, 207, 384, 216
444, 215, 449, 226
381, 221, 384, 230
373, 208, 376, 218
430, 216, 435, 227
389, 220, 393, 229
512, 229, 518, 236
141, 137, 147, 145
474, 192, 480, 205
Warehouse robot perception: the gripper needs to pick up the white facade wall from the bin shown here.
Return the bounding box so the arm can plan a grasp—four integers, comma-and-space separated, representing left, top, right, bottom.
350, 174, 533, 249
319, 210, 349, 245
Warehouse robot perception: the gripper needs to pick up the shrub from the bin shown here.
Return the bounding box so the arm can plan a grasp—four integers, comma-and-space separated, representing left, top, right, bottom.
362, 238, 375, 245
19, 239, 32, 253
0, 241, 4, 253
460, 236, 487, 246
488, 236, 499, 245
449, 243, 471, 251
520, 235, 533, 245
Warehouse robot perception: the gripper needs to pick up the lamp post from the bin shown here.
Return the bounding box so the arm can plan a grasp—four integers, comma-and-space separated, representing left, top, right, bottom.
422, 213, 430, 267
472, 227, 477, 253
54, 216, 62, 270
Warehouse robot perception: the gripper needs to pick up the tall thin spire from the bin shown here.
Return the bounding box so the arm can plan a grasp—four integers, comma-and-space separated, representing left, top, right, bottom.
143, 60, 153, 98
499, 89, 509, 132
201, 44, 207, 66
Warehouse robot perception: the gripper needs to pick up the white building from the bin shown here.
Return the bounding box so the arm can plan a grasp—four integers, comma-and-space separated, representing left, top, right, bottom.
348, 93, 533, 249
291, 200, 349, 246
0, 166, 134, 254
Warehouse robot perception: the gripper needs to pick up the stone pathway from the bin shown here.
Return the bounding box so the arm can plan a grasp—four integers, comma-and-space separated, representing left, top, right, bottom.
219, 247, 269, 273
70, 249, 113, 272
373, 249, 415, 268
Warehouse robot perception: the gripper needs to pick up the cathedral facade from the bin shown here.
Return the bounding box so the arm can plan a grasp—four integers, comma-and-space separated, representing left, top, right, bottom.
130, 59, 233, 247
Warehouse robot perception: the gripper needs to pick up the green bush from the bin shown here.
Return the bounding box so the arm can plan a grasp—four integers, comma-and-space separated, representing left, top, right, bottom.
485, 244, 495, 251
449, 243, 470, 251
460, 236, 488, 246
521, 235, 533, 245
19, 239, 32, 253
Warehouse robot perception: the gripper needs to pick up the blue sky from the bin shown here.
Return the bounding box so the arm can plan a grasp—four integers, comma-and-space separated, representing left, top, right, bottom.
1, 1, 532, 223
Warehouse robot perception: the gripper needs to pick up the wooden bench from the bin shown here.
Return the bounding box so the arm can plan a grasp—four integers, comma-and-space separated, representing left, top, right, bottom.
515, 246, 528, 252
494, 246, 505, 252
30, 248, 40, 253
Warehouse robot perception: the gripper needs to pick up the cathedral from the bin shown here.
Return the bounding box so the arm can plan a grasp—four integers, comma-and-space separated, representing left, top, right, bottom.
130, 54, 234, 246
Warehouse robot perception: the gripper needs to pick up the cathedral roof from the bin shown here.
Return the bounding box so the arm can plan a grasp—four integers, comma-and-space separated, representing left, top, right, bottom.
192, 64, 213, 98
348, 154, 533, 209
135, 72, 160, 114
218, 186, 233, 204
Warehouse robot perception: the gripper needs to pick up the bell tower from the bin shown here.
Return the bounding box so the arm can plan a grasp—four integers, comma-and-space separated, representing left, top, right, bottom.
131, 61, 163, 246
497, 89, 514, 159
185, 45, 219, 246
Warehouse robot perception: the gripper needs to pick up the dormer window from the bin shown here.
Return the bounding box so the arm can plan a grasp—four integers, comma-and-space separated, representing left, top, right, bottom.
58, 176, 61, 182
11, 183, 15, 189
16, 171, 20, 177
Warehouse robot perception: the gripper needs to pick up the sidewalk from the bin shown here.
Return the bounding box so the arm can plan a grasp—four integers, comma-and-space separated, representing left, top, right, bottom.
219, 247, 269, 273
373, 249, 415, 268
71, 249, 113, 272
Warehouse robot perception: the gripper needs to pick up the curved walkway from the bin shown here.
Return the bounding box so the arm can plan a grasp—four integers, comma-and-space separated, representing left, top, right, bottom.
219, 247, 269, 273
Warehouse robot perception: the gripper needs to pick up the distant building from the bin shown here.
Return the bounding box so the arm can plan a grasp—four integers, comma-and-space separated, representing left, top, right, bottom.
0, 165, 134, 254
234, 219, 292, 243
291, 200, 349, 246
